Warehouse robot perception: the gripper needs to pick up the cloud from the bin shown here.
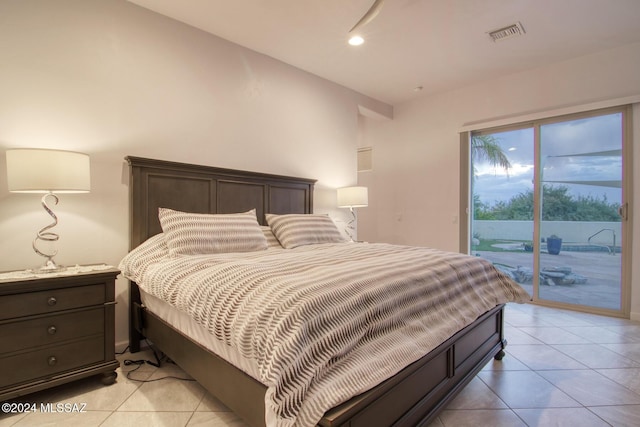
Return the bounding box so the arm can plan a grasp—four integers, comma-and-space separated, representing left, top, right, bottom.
473, 113, 623, 205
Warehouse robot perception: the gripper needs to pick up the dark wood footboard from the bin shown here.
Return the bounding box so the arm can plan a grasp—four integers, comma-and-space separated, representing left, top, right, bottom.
321, 304, 506, 427
131, 290, 506, 427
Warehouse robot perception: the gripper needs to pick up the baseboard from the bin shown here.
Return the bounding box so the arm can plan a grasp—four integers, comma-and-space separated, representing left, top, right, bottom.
115, 340, 129, 354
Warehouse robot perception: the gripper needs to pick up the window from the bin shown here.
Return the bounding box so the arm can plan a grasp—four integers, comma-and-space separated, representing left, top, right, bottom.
461, 106, 632, 316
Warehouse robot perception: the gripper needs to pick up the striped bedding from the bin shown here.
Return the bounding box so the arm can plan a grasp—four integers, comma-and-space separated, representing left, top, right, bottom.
120, 237, 530, 427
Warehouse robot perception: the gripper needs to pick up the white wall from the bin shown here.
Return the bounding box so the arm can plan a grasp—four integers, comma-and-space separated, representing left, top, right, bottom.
358, 42, 640, 318
0, 0, 391, 349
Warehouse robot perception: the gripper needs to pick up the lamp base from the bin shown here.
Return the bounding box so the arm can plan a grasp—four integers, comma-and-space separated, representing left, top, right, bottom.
32, 259, 66, 274
344, 207, 356, 242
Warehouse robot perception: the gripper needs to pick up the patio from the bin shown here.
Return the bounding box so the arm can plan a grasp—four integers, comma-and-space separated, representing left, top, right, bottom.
475, 248, 622, 311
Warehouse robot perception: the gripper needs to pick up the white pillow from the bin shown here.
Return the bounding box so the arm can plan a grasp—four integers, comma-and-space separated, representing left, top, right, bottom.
265, 214, 347, 249
159, 208, 267, 256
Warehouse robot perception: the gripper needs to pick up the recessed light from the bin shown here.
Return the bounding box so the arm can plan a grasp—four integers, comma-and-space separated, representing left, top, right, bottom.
348, 35, 365, 46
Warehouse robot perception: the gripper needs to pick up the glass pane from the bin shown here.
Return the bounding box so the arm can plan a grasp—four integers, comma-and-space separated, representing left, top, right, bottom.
539, 113, 623, 310
471, 128, 535, 297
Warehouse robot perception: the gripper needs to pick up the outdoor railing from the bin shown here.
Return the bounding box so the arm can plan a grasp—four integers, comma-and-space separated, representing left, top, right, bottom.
587, 228, 616, 255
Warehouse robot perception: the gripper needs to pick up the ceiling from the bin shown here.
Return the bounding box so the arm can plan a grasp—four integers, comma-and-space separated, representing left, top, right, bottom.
127, 0, 640, 105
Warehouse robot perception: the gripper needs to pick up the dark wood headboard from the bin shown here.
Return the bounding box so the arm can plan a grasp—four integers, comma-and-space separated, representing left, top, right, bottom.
126, 156, 316, 353
125, 156, 316, 249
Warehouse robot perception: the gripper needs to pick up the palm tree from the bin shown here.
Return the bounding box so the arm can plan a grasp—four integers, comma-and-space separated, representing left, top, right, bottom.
471, 134, 512, 175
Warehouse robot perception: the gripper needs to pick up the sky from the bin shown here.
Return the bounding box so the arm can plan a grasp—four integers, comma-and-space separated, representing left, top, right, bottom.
473, 112, 623, 206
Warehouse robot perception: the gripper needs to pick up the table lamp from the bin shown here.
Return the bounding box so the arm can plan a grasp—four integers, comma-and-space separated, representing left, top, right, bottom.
6, 149, 90, 272
337, 186, 368, 242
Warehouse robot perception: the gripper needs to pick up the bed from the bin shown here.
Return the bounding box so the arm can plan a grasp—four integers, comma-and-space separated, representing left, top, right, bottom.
122, 156, 529, 427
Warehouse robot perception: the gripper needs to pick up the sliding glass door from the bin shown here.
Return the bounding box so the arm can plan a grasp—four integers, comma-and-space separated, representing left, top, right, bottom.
470, 127, 536, 300
467, 106, 631, 316
538, 112, 624, 310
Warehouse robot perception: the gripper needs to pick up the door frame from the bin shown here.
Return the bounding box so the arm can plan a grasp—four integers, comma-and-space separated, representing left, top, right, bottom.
460, 105, 633, 318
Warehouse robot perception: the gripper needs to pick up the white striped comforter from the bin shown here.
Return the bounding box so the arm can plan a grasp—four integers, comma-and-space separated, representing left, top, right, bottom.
119, 237, 530, 427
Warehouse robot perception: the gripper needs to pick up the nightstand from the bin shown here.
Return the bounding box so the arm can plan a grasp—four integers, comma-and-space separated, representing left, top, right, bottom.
0, 266, 120, 401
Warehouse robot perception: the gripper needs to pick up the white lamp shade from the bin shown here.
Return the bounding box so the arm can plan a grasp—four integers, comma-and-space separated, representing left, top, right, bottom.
337, 186, 368, 208
6, 149, 90, 193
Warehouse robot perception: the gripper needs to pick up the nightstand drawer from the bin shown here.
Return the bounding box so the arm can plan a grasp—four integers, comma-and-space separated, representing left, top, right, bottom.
0, 284, 105, 320
0, 308, 105, 355
0, 335, 105, 388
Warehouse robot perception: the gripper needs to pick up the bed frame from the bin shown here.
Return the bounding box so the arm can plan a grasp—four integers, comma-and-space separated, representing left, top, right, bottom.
126, 156, 507, 427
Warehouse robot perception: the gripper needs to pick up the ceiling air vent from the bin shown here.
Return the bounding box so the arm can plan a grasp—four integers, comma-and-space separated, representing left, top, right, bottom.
487, 22, 525, 42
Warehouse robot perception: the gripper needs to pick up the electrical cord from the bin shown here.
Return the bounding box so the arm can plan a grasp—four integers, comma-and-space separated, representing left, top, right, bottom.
116, 345, 130, 355
121, 340, 195, 383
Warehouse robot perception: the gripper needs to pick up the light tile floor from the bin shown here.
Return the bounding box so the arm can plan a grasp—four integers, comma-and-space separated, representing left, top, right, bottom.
2, 303, 640, 426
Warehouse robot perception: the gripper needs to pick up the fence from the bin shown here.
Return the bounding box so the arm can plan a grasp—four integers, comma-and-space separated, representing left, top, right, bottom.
473, 220, 621, 246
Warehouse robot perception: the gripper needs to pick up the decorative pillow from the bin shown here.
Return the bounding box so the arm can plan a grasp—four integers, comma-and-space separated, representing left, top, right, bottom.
265, 213, 347, 249
261, 226, 283, 249
158, 208, 267, 256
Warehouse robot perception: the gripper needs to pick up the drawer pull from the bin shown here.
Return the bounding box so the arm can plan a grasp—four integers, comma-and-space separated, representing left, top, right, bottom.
47, 356, 57, 366
47, 325, 57, 335
47, 297, 57, 306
